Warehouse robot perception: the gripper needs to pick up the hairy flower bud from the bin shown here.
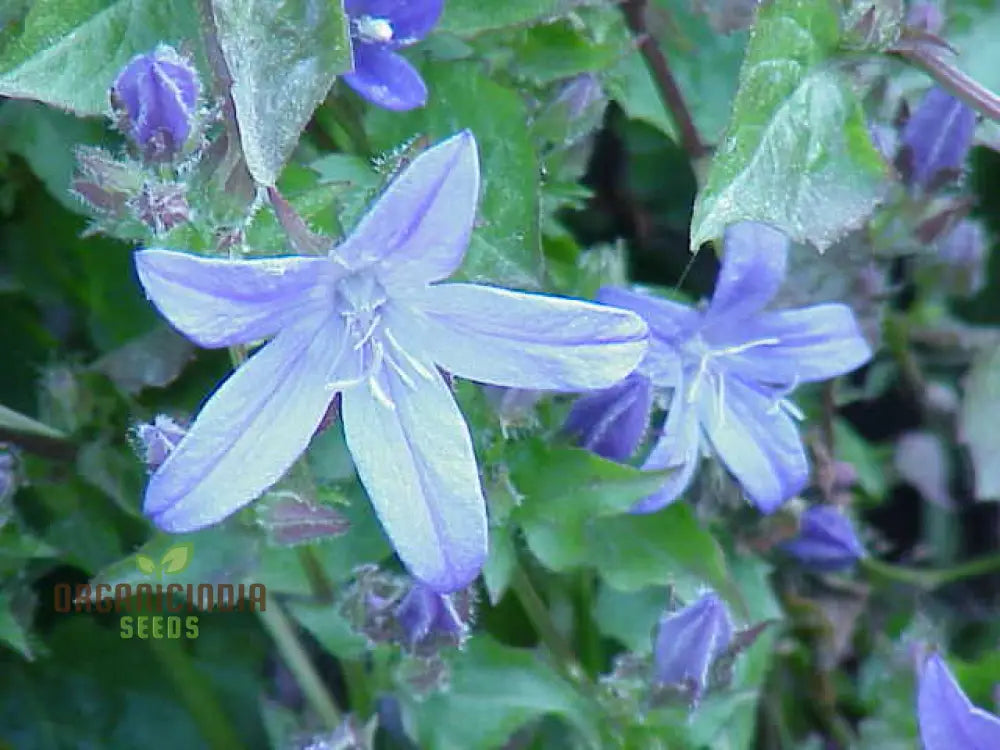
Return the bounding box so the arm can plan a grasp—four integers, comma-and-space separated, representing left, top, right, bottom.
111, 45, 200, 162
72, 146, 144, 217
781, 505, 865, 570
131, 181, 191, 234
938, 219, 987, 296
652, 591, 733, 699
134, 415, 187, 471
394, 582, 472, 655
899, 87, 976, 192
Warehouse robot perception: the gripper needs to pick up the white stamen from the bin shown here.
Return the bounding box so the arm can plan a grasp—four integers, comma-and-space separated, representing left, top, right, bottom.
357, 16, 394, 43
383, 328, 435, 381
716, 336, 780, 357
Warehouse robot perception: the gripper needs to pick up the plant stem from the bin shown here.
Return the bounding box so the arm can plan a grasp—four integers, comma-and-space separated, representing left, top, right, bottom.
894, 45, 1000, 123
862, 552, 1000, 589
511, 563, 579, 675
620, 0, 708, 159
147, 637, 243, 750
257, 601, 342, 728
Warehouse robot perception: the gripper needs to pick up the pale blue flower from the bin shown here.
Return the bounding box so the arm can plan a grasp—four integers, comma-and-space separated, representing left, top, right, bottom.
134, 131, 648, 592
918, 652, 1000, 749
568, 222, 872, 514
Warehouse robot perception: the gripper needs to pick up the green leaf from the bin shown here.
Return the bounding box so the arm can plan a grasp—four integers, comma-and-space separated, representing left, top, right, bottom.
689, 0, 887, 252
0, 0, 199, 116
439, 0, 567, 37
0, 589, 33, 660
366, 61, 544, 288
960, 342, 1000, 500
509, 11, 629, 84
0, 404, 67, 441
405, 637, 601, 749
212, 0, 352, 185
511, 443, 738, 602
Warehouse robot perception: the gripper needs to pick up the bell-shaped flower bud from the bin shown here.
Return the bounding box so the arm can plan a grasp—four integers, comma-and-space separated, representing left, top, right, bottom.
394, 582, 471, 655
111, 45, 200, 162
917, 652, 1000, 749
899, 87, 976, 192
652, 591, 733, 699
938, 219, 987, 296
564, 372, 653, 462
134, 415, 187, 471
781, 505, 865, 571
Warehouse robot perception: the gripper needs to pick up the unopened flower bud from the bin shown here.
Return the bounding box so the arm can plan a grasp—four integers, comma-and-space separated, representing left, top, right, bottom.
394, 582, 472, 655
565, 372, 653, 462
111, 45, 200, 162
781, 505, 865, 570
134, 415, 187, 471
938, 219, 987, 296
652, 591, 733, 699
131, 181, 191, 234
899, 87, 976, 192
255, 491, 350, 546
906, 2, 944, 34
0, 448, 17, 529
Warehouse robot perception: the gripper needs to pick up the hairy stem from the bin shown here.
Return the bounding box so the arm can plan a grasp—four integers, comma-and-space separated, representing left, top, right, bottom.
894, 45, 1000, 123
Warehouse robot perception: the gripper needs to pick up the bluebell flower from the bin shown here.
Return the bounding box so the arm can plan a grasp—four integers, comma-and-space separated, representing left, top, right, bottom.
899, 87, 976, 192
133, 131, 648, 592
567, 222, 872, 514
653, 591, 733, 699
918, 652, 1000, 749
343, 0, 442, 111
111, 45, 200, 161
781, 505, 865, 571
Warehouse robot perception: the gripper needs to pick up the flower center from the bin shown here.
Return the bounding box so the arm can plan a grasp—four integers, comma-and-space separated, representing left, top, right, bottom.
355, 16, 394, 44
335, 271, 387, 353
683, 335, 780, 425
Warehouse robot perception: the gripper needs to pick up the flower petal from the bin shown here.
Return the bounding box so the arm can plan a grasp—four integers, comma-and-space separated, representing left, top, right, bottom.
336, 131, 478, 286
597, 286, 699, 345
343, 45, 427, 111
145, 313, 349, 531
564, 372, 653, 462
134, 249, 331, 348
405, 283, 649, 391
631, 391, 702, 513
918, 653, 1000, 750
714, 304, 872, 385
706, 221, 788, 324
699, 376, 808, 513
346, 0, 444, 43
341, 351, 487, 593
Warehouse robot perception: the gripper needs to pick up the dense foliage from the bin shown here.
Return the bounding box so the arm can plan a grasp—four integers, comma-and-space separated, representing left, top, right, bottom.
1, 1, 1000, 748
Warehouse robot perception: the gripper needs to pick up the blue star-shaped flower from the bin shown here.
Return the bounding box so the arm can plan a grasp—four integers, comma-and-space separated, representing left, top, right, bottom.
343, 0, 443, 111
567, 222, 872, 514
134, 132, 648, 592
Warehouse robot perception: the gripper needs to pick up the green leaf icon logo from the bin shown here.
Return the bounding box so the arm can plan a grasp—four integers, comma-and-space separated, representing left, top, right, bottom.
160, 543, 192, 575
136, 554, 157, 576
